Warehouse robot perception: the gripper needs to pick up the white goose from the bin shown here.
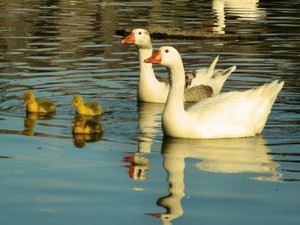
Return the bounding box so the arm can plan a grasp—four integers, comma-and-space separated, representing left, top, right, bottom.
122, 28, 236, 103
144, 46, 284, 139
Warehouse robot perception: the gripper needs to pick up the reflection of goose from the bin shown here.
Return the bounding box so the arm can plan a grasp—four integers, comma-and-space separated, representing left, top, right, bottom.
147, 140, 185, 225
72, 115, 103, 134
123, 155, 151, 181
137, 102, 164, 154
23, 91, 56, 113
145, 47, 284, 139
23, 112, 54, 136
122, 28, 236, 103
163, 137, 281, 181
211, 0, 266, 33
71, 115, 103, 148
122, 103, 162, 181
147, 136, 280, 225
72, 133, 102, 148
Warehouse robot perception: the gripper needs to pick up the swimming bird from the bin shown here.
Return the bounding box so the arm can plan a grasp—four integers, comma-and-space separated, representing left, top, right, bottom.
72, 115, 103, 134
122, 28, 236, 103
144, 46, 284, 139
23, 91, 56, 113
71, 95, 103, 115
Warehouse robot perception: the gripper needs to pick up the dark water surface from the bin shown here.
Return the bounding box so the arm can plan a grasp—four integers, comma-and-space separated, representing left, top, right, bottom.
0, 1, 299, 225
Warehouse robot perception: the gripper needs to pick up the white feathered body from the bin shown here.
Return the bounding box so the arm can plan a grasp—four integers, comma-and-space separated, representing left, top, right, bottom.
155, 46, 284, 139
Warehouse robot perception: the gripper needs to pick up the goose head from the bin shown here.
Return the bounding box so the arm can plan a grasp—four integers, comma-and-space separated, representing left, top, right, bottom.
122, 28, 152, 49
144, 46, 183, 69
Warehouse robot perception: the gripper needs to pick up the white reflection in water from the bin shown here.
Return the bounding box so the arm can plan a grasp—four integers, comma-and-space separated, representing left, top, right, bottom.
211, 0, 266, 33
136, 102, 164, 154
123, 102, 163, 181
146, 136, 281, 225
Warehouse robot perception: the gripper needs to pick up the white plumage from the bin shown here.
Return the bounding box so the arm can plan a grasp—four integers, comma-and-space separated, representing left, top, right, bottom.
145, 46, 284, 139
122, 28, 236, 103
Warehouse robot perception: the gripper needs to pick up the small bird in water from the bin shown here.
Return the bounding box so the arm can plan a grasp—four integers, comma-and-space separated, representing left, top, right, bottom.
23, 91, 56, 113
71, 95, 104, 115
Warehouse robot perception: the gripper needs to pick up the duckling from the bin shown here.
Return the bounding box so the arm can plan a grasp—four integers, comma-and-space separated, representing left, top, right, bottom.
23, 91, 56, 113
72, 115, 103, 134
71, 95, 104, 115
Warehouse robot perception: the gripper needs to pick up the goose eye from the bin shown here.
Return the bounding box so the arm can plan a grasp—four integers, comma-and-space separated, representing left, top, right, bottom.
165, 49, 169, 53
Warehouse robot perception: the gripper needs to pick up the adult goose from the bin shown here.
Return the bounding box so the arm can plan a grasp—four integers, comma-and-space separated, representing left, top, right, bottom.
122, 28, 236, 103
144, 46, 284, 139
23, 91, 56, 113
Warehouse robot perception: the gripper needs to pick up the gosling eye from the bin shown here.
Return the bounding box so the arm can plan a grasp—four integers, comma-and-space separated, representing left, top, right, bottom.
138, 32, 142, 35
165, 49, 169, 53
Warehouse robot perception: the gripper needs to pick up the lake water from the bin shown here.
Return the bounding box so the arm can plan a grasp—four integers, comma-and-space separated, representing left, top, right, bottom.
0, 0, 299, 225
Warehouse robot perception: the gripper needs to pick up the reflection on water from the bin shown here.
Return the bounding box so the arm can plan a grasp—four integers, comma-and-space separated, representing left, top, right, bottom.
136, 102, 164, 154
0, 0, 300, 225
211, 0, 267, 34
123, 102, 163, 180
72, 132, 102, 148
71, 114, 103, 148
163, 136, 281, 181
23, 112, 54, 136
147, 136, 281, 225
22, 112, 65, 138
123, 154, 151, 181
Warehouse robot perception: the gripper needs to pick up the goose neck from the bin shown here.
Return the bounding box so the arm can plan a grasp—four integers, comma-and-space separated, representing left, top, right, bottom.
167, 64, 186, 105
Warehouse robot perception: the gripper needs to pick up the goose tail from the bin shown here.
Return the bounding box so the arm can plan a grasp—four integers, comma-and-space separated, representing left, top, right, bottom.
260, 80, 284, 99
254, 80, 284, 134
207, 55, 219, 77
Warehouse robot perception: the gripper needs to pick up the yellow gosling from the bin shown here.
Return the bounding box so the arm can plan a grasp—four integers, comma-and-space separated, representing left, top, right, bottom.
23, 91, 56, 113
72, 115, 103, 134
71, 95, 103, 115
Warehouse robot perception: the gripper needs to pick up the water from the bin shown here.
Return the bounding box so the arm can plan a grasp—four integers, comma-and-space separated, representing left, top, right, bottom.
0, 0, 299, 224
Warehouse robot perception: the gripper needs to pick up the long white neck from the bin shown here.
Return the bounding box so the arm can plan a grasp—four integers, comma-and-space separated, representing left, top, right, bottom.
162, 59, 187, 137
137, 45, 158, 87
164, 61, 186, 116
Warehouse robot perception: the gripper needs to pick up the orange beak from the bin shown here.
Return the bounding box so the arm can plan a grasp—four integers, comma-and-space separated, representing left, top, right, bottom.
122, 32, 135, 44
24, 101, 27, 107
145, 213, 162, 219
144, 50, 162, 64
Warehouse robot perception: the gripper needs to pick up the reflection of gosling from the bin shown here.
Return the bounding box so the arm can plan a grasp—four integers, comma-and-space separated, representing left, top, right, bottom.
23, 91, 56, 113
72, 115, 103, 134
71, 95, 103, 115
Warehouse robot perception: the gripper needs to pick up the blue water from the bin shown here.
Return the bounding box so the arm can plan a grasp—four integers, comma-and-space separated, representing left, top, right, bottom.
0, 1, 299, 225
